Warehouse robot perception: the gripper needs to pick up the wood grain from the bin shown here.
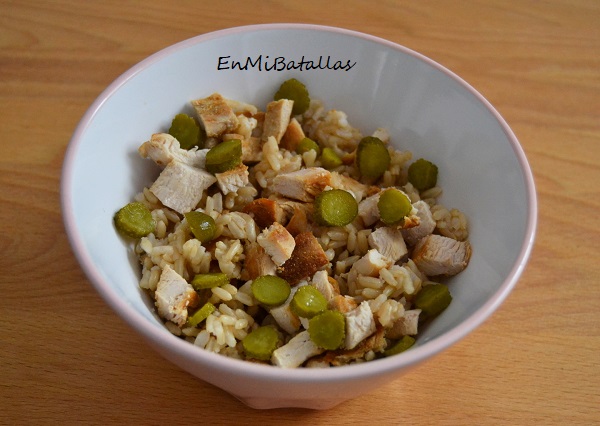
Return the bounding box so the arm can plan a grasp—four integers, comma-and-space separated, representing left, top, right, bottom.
1, 0, 598, 424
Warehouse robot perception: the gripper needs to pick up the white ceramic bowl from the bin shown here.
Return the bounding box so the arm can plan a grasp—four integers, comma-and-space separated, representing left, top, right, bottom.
61, 24, 537, 409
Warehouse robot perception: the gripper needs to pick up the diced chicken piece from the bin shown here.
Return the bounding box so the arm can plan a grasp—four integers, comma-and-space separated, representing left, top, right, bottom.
251, 111, 265, 138
270, 305, 301, 336
138, 133, 208, 169
154, 265, 199, 326
272, 167, 332, 202
191, 93, 238, 137
347, 249, 393, 284
222, 133, 244, 142
215, 164, 249, 195
368, 227, 408, 263
224, 98, 258, 116
344, 301, 376, 350
298, 316, 310, 331
401, 200, 437, 246
279, 118, 305, 151
386, 309, 421, 339
330, 172, 369, 203
271, 330, 325, 368
357, 192, 381, 227
279, 232, 329, 285
272, 197, 313, 221
311, 270, 339, 302
327, 276, 342, 295
329, 295, 358, 313
242, 198, 286, 229
411, 234, 472, 276
269, 285, 302, 334
241, 136, 263, 163
150, 160, 216, 214
257, 223, 295, 266
262, 99, 294, 143
285, 205, 312, 236
242, 241, 277, 280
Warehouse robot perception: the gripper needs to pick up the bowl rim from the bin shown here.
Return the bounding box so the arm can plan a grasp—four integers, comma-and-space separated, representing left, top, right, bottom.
61, 23, 538, 383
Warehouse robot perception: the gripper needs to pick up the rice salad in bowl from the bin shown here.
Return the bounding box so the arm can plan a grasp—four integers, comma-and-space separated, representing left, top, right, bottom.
114, 79, 472, 368
63, 24, 536, 409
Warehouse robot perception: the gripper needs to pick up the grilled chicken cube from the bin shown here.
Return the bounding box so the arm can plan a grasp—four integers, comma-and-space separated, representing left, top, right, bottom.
269, 285, 302, 335
154, 265, 199, 327
386, 309, 422, 339
242, 198, 286, 229
330, 172, 369, 203
138, 133, 208, 169
262, 99, 294, 143
191, 93, 238, 137
357, 192, 381, 227
411, 234, 472, 276
272, 167, 332, 202
329, 294, 358, 313
256, 222, 296, 266
251, 111, 265, 138
344, 301, 376, 350
285, 205, 312, 236
150, 160, 216, 214
224, 98, 258, 116
271, 330, 324, 368
279, 117, 306, 151
347, 249, 393, 284
401, 200, 437, 246
241, 136, 263, 163
311, 270, 339, 302
272, 197, 314, 222
242, 241, 277, 280
367, 227, 408, 263
215, 164, 249, 195
278, 232, 329, 285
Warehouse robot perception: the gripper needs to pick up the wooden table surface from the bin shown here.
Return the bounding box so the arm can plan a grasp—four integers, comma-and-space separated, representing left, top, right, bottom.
1, 1, 598, 424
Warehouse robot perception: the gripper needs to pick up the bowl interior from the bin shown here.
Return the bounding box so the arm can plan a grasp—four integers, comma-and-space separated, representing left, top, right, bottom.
62, 24, 535, 374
